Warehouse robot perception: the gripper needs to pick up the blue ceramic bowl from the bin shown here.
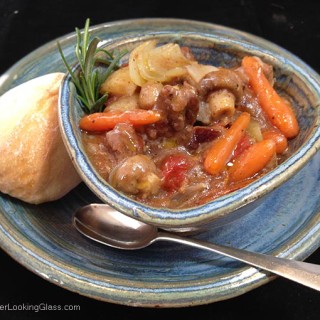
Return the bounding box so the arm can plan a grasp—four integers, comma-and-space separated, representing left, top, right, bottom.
59, 18, 320, 232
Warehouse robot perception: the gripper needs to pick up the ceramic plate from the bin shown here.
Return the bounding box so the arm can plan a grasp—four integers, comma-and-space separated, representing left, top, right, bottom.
0, 19, 319, 307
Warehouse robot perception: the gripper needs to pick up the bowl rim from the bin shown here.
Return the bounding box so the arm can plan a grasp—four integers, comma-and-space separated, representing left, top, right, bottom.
58, 18, 320, 228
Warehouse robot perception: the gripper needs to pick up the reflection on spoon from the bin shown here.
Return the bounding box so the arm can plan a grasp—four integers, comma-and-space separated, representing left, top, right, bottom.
73, 203, 320, 291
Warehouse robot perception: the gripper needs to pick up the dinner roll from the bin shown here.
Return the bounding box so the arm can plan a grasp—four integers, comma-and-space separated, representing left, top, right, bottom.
0, 73, 81, 204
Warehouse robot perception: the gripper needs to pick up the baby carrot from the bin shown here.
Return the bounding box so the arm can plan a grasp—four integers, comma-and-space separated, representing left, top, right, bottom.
228, 139, 276, 182
204, 112, 251, 175
79, 109, 161, 132
242, 56, 299, 138
262, 130, 288, 154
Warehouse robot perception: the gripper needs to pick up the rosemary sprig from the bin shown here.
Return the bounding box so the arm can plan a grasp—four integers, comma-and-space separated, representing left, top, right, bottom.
58, 18, 127, 114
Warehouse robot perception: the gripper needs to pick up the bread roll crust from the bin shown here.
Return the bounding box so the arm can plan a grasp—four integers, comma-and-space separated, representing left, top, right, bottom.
0, 73, 81, 204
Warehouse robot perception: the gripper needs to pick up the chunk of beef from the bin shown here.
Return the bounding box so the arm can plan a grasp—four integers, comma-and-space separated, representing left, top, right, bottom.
145, 82, 199, 139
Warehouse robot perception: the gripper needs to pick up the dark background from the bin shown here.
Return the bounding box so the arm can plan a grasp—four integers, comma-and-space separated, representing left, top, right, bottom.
0, 0, 319, 319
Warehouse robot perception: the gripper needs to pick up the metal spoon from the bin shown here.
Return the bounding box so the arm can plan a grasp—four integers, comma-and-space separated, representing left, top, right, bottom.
73, 203, 320, 291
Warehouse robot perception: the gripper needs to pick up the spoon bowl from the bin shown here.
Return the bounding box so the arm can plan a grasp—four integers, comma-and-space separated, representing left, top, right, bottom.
74, 204, 158, 249
74, 203, 320, 292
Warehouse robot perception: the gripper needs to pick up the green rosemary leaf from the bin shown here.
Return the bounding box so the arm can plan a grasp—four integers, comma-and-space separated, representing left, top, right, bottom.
84, 37, 100, 81
77, 95, 90, 114
90, 94, 108, 113
58, 18, 125, 114
92, 70, 100, 101
100, 50, 127, 84
75, 28, 84, 70
57, 42, 85, 97
89, 70, 98, 102
82, 19, 90, 59
97, 48, 115, 60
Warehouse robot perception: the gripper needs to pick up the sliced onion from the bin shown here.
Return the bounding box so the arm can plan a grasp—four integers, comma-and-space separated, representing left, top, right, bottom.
129, 41, 152, 86
129, 41, 193, 85
186, 63, 218, 83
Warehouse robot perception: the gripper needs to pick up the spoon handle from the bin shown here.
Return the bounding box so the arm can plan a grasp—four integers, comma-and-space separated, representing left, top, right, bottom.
157, 232, 320, 291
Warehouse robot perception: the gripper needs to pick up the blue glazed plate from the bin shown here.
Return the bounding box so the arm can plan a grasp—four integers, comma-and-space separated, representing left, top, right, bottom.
0, 19, 319, 307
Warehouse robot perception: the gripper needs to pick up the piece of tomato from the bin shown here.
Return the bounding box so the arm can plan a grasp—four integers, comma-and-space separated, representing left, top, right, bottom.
161, 154, 190, 192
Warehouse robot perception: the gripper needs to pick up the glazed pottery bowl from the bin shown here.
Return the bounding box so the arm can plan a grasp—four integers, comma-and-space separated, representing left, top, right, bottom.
59, 18, 320, 232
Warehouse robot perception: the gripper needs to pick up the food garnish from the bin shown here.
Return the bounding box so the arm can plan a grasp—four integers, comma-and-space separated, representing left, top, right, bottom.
58, 18, 127, 114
